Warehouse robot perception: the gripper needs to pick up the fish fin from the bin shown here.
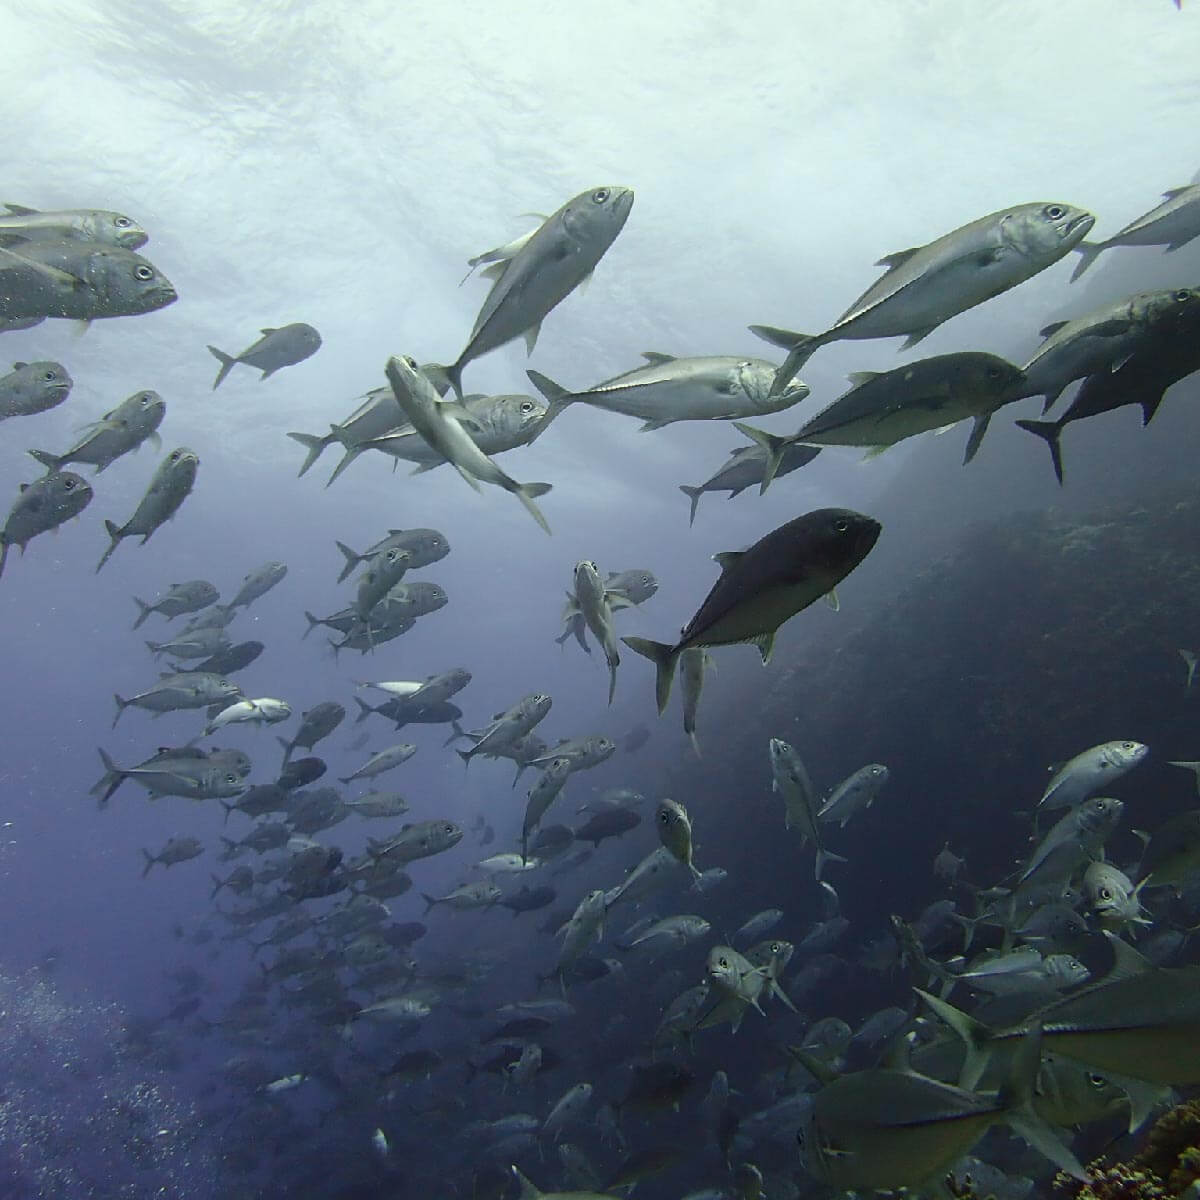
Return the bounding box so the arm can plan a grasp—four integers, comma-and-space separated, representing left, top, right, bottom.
95, 520, 122, 573
353, 697, 376, 724
510, 1166, 543, 1200
1140, 392, 1166, 425
434, 398, 474, 423
130, 597, 153, 629
140, 849, 156, 879
145, 430, 162, 452
622, 637, 680, 714
637, 418, 672, 432
525, 369, 570, 403
259, 327, 277, 335
523, 320, 543, 356
815, 848, 847, 881
784, 1043, 839, 1085
325, 445, 366, 487
747, 324, 808, 351
900, 325, 937, 350
27, 448, 62, 472
874, 247, 920, 270
286, 431, 332, 477
846, 370, 882, 386
207, 345, 237, 390
933, 422, 957, 436
333, 541, 360, 584
754, 631, 775, 665
1091, 318, 1136, 337
914, 988, 991, 1089
712, 550, 744, 572
1100, 930, 1153, 981
605, 591, 634, 611
1014, 419, 1066, 485
1038, 321, 1069, 339
1069, 241, 1102, 282
301, 610, 321, 640
747, 326, 819, 397
426, 361, 464, 403
515, 483, 553, 535
641, 351, 676, 364
962, 413, 992, 465
3, 203, 37, 215
0, 244, 87, 288
822, 589, 839, 611
421, 893, 438, 916
679, 484, 703, 526
732, 421, 789, 495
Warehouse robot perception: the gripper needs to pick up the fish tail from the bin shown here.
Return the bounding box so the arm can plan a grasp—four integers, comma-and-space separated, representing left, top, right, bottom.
96, 519, 123, 573
421, 362, 455, 399
1069, 241, 1102, 283
421, 893, 438, 916
515, 482, 553, 535
687, 729, 701, 758
962, 413, 992, 466
207, 345, 238, 389
219, 800, 237, 826
456, 748, 473, 769
678, 485, 703, 527
748, 325, 819, 396
130, 597, 154, 629
27, 448, 62, 472
333, 541, 360, 584
525, 370, 575, 439
325, 445, 366, 488
275, 734, 293, 766
622, 637, 680, 714
91, 747, 125, 804
301, 610, 321, 640
606, 655, 618, 706
209, 873, 225, 900
353, 697, 376, 724
140, 849, 156, 878
914, 988, 992, 1089
442, 719, 467, 747
1014, 418, 1067, 485
814, 847, 848, 882
732, 421, 790, 494
0, 539, 7, 581
111, 694, 129, 729
286, 431, 332, 477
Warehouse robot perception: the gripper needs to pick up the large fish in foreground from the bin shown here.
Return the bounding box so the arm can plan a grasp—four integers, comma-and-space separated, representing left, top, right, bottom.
624, 508, 880, 712
384, 355, 552, 534
751, 201, 1094, 393
738, 352, 1024, 482
428, 185, 633, 401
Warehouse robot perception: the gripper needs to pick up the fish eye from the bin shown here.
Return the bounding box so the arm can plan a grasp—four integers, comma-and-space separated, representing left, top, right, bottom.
134, 264, 154, 280
43, 370, 58, 381
1175, 290, 1192, 303
115, 216, 132, 227
63, 478, 75, 490
985, 366, 1003, 380
403, 355, 418, 369
1045, 205, 1066, 220
226, 773, 237, 783
1099, 887, 1112, 900
718, 957, 728, 968
1122, 741, 1135, 750
771, 942, 781, 953
591, 188, 610, 204
833, 518, 849, 533
520, 400, 533, 413
1088, 1073, 1106, 1087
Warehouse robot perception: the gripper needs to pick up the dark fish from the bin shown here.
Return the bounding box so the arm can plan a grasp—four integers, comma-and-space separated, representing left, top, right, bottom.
483, 1017, 552, 1042
1137, 810, 1200, 888
624, 508, 881, 711
277, 757, 326, 791
96, 447, 199, 573
499, 884, 556, 916
30, 388, 165, 475
0, 470, 93, 578
208, 322, 321, 388
1016, 300, 1200, 484
603, 1146, 682, 1190
131, 578, 218, 629
616, 1061, 694, 1116
183, 640, 264, 676
353, 696, 463, 730
574, 809, 641, 846
0, 359, 72, 420
277, 702, 346, 765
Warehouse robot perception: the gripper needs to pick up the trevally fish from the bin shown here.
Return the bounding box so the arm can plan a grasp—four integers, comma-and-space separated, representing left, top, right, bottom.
770, 738, 845, 881
338, 742, 417, 784
140, 836, 203, 878
526, 353, 809, 435
625, 508, 880, 711
679, 647, 714, 755
131, 579, 218, 629
208, 322, 321, 388
573, 560, 620, 705
0, 360, 71, 420
456, 692, 552, 767
738, 352, 1024, 478
656, 798, 701, 880
29, 388, 165, 475
288, 384, 403, 481
752, 200, 1094, 391
1035, 740, 1147, 810
818, 763, 890, 828
226, 561, 287, 609
1070, 182, 1200, 280
0, 470, 92, 578
333, 526, 449, 584
0, 203, 147, 249
385, 355, 552, 535
430, 184, 634, 400
204, 697, 291, 736
113, 671, 241, 726
96, 447, 199, 572
0, 240, 177, 321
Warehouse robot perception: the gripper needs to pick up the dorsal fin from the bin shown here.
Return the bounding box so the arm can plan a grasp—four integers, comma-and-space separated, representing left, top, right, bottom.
1038, 321, 1069, 339
1163, 187, 1190, 200
712, 550, 745, 571
260, 327, 277, 335
875, 247, 920, 270
4, 204, 37, 215
846, 370, 881, 386
641, 351, 676, 365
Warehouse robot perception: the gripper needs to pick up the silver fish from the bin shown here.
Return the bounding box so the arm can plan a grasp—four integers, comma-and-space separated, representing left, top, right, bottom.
31, 389, 165, 476
0, 360, 71, 420
208, 322, 321, 388
1071, 183, 1200, 280
0, 202, 147, 249
96, 447, 199, 572
0, 470, 92, 578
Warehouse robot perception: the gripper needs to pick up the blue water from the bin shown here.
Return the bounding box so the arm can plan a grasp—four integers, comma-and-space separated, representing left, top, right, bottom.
3, 3, 1200, 1196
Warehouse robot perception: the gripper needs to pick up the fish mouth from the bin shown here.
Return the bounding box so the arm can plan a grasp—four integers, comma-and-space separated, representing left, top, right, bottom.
1066, 213, 1095, 239
121, 233, 150, 251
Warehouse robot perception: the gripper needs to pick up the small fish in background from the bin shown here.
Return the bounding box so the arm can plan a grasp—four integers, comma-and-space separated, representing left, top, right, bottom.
572, 560, 620, 704
1070, 181, 1200, 280
0, 470, 92, 578
29, 388, 165, 475
140, 836, 204, 878
131, 579, 218, 629
207, 322, 321, 388
224, 561, 287, 611
95, 447, 199, 572
655, 798, 701, 880
0, 360, 71, 421
1179, 649, 1197, 695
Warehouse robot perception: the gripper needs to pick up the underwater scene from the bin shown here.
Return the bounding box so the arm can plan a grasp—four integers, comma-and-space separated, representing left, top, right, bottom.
5, 2, 1200, 1197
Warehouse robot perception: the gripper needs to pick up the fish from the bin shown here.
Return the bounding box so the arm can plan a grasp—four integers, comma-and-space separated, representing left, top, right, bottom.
338, 742, 417, 784
0, 360, 71, 420
575, 808, 641, 846
738, 352, 1025, 477
770, 738, 846, 880
184, 640, 263, 676
140, 836, 204, 878
526, 354, 808, 435
1019, 796, 1123, 881
680, 428, 821, 525
1137, 809, 1200, 888
29, 388, 165, 475
146, 627, 230, 660
655, 798, 701, 880
605, 846, 690, 909
0, 240, 177, 321
818, 763, 890, 828
131, 579, 218, 629
752, 200, 1095, 391
354, 545, 412, 620
624, 508, 880, 711
112, 671, 242, 726
1180, 650, 1198, 695
287, 384, 404, 481
422, 881, 502, 914
204, 697, 292, 736
0, 203, 147, 249
733, 909, 784, 946
226, 561, 287, 609
207, 322, 321, 388
429, 185, 634, 400
522, 756, 573, 860
367, 819, 463, 865
277, 701, 346, 765
1070, 183, 1200, 280
333, 527, 449, 585
96, 448, 199, 572
499, 884, 557, 916
509, 1165, 616, 1200
1035, 740, 1148, 810
542, 1083, 593, 1142
678, 647, 714, 755
0, 470, 93, 578
384, 355, 553, 534
456, 693, 552, 767
572, 561, 620, 704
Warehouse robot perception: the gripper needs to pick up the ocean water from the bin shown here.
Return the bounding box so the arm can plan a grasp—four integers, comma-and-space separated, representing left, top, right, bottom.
3, 2, 1200, 1197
